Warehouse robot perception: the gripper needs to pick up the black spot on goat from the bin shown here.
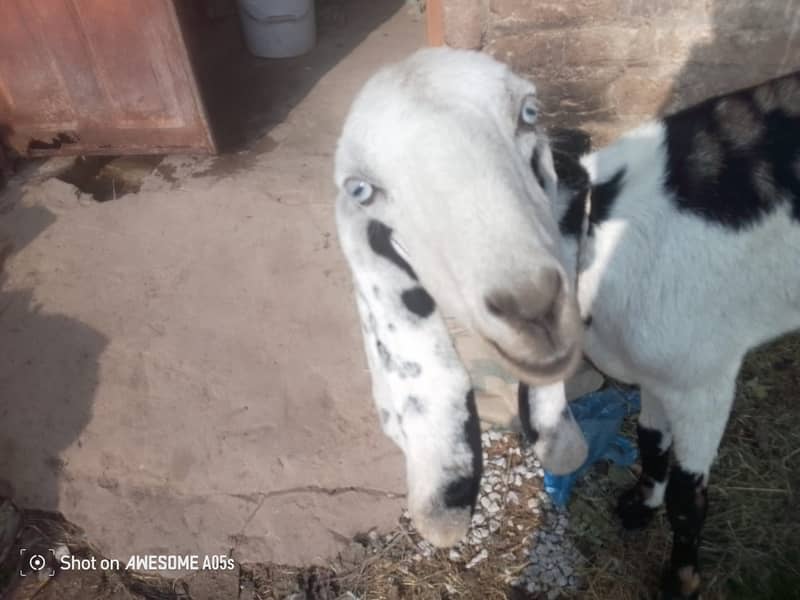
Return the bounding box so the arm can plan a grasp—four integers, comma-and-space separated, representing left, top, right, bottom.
401, 287, 435, 318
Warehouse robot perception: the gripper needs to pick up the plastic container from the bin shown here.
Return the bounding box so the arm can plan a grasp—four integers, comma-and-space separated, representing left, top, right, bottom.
237, 0, 316, 58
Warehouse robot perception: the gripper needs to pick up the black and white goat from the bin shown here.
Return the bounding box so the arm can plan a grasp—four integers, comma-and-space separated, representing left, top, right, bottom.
334, 48, 800, 598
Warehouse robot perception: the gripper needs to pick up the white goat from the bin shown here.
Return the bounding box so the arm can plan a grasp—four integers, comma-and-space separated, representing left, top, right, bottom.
334, 48, 800, 599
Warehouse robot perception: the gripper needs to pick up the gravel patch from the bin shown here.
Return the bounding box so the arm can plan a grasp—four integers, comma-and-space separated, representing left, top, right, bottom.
399, 429, 587, 597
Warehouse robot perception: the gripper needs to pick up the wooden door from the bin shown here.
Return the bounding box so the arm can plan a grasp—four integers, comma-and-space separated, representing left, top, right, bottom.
0, 0, 215, 156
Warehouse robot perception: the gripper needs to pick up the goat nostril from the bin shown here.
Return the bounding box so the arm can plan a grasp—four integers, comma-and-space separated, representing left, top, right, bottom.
485, 269, 565, 329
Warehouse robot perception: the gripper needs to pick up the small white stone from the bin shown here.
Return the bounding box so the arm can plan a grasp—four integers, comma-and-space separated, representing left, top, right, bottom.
488, 430, 502, 441
507, 491, 520, 505
472, 512, 486, 525
489, 519, 501, 533
527, 498, 538, 509
466, 548, 489, 569
448, 549, 461, 561
513, 474, 523, 487
486, 500, 501, 514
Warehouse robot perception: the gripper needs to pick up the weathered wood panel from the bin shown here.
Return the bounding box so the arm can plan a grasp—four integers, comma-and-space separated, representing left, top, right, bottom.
0, 0, 215, 156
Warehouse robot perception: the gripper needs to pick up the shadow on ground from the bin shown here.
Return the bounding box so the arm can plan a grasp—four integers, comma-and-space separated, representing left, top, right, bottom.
181, 0, 406, 154
0, 185, 107, 515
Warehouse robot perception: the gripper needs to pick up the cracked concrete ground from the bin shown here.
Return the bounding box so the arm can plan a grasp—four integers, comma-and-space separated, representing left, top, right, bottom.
0, 1, 424, 569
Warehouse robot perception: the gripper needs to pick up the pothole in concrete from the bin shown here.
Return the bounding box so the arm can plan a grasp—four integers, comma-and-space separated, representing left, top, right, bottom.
56, 155, 164, 202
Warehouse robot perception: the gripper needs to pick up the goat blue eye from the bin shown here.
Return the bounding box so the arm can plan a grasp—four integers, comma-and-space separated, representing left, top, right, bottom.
521, 96, 538, 125
344, 178, 374, 204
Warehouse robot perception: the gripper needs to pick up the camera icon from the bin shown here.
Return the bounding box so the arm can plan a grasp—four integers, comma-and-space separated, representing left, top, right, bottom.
28, 553, 46, 571
19, 548, 56, 577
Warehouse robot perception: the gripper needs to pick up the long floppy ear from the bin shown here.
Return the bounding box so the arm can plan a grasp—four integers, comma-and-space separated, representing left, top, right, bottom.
337, 211, 482, 548
531, 135, 560, 203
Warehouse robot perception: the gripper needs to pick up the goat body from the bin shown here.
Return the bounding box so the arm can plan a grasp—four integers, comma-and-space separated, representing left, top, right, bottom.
556, 71, 800, 597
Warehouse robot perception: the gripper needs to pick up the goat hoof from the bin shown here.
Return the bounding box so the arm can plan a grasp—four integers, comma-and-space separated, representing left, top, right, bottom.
616, 485, 656, 530
661, 563, 702, 599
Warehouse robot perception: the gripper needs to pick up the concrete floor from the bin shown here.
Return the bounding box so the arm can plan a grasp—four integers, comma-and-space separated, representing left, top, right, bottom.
0, 2, 425, 567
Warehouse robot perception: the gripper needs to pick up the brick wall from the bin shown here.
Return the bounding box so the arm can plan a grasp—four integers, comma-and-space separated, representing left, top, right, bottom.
441, 0, 800, 144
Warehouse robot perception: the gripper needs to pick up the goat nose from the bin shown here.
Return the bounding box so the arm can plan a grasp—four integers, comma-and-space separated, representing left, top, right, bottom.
485, 268, 564, 330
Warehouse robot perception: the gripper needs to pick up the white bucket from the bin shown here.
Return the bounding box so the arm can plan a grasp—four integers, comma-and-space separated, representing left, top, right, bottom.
237, 0, 316, 58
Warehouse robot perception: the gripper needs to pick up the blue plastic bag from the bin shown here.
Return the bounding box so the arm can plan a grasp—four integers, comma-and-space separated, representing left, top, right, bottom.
543, 387, 641, 506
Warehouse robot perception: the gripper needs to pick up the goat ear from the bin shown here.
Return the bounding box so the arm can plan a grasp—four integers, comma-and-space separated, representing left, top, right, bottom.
352, 288, 410, 450
533, 138, 560, 201
337, 214, 483, 548
352, 283, 482, 546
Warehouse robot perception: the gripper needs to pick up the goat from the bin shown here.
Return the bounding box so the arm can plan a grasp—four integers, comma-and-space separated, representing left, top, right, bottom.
334, 47, 800, 598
